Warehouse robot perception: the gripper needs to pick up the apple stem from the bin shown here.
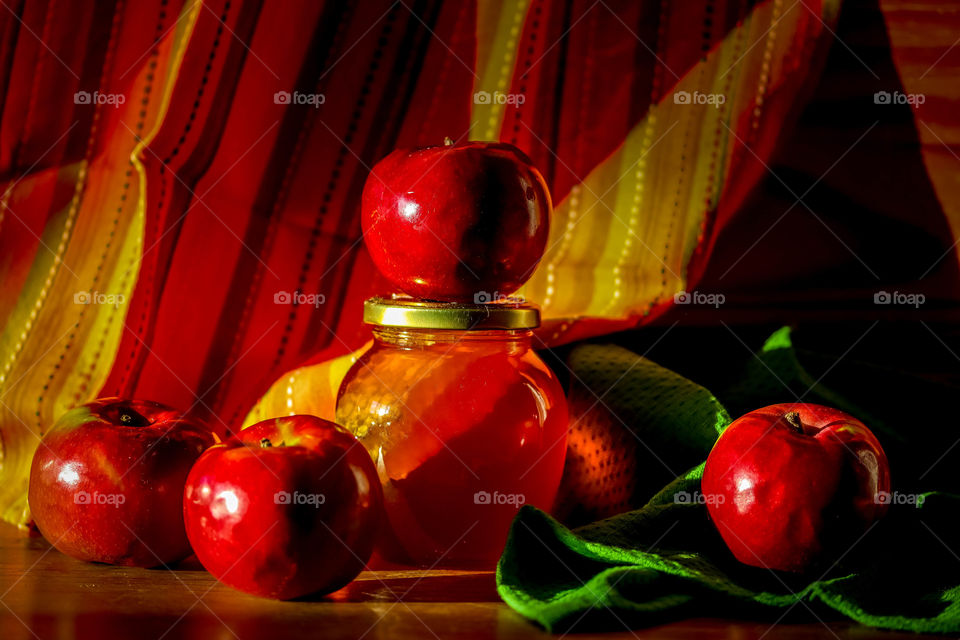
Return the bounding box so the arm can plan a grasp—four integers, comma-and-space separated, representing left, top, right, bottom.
260, 438, 272, 448
118, 409, 150, 427
784, 412, 804, 433
444, 136, 454, 146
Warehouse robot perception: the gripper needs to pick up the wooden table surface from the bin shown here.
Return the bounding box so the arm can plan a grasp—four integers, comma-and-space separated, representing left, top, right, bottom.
0, 523, 943, 639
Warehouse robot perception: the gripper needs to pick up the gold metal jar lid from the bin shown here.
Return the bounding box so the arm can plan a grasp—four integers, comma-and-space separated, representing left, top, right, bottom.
363, 295, 540, 330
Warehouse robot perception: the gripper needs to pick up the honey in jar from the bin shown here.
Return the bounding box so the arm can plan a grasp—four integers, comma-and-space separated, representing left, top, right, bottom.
336, 296, 568, 568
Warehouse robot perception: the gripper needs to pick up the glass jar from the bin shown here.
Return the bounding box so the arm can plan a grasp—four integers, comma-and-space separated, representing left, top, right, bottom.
335, 297, 568, 568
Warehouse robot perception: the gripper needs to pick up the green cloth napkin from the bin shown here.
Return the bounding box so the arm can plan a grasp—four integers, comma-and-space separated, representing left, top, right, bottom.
497, 328, 960, 633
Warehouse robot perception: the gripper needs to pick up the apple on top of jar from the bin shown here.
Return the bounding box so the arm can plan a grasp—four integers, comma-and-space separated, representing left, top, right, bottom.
361, 138, 551, 302
337, 139, 569, 568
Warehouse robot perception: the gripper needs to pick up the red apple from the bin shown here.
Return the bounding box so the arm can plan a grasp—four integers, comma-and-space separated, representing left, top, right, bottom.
701, 403, 889, 572
183, 415, 382, 599
362, 139, 551, 301
28, 398, 217, 567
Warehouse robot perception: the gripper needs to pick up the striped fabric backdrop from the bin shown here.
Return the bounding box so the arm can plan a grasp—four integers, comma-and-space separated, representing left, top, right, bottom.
1, 0, 957, 526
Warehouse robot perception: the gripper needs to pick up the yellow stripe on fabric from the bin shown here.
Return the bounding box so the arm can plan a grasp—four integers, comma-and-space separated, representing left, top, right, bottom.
0, 129, 95, 524
0, 1, 202, 527
680, 18, 743, 267
595, 111, 658, 316
517, 0, 835, 323
54, 0, 203, 470
242, 342, 372, 429
471, 0, 531, 141
57, 0, 203, 442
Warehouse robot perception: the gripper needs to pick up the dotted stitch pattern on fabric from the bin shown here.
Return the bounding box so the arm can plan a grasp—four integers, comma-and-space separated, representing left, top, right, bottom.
554, 344, 730, 526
